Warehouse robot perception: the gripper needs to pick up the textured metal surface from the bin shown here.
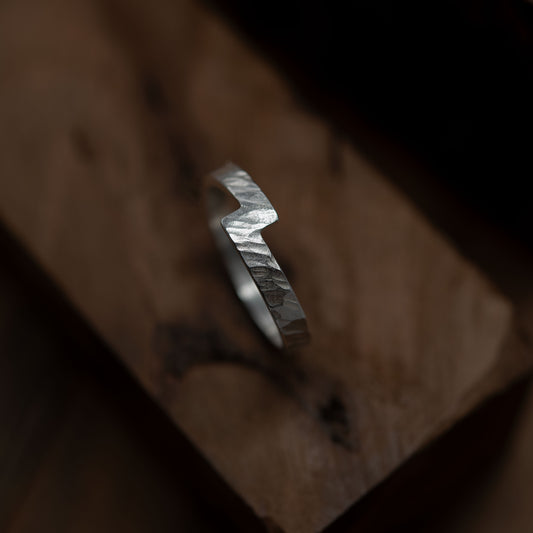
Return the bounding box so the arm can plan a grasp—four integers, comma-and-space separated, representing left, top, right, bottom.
205, 163, 309, 350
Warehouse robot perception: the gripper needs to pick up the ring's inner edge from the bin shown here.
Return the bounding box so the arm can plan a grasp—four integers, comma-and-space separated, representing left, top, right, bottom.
207, 185, 283, 349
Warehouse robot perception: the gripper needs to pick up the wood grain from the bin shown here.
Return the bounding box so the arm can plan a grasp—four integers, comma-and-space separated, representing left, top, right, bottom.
0, 0, 530, 531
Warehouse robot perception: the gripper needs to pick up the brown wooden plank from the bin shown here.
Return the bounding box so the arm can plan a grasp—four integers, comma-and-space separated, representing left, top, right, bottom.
0, 0, 531, 531
0, 248, 75, 530
5, 378, 223, 533
436, 381, 533, 533
0, 233, 234, 533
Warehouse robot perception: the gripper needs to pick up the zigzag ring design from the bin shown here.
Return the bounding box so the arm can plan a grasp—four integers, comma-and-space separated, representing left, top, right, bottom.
204, 163, 310, 350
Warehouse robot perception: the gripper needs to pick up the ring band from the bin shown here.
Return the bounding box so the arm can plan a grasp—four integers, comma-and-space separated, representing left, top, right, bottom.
204, 163, 310, 350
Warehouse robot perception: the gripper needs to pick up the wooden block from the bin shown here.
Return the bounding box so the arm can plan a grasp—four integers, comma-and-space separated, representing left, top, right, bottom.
0, 235, 232, 533
0, 0, 530, 531
0, 247, 75, 531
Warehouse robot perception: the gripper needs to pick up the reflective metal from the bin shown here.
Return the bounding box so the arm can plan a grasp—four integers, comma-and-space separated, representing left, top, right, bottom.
205, 163, 310, 350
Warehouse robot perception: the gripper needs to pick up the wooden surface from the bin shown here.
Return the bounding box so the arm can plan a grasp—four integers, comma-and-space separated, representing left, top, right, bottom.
440, 381, 533, 533
0, 0, 531, 531
2, 224, 533, 533
0, 235, 230, 533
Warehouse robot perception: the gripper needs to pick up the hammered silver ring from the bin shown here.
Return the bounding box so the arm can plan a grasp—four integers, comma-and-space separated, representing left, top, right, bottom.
204, 163, 310, 350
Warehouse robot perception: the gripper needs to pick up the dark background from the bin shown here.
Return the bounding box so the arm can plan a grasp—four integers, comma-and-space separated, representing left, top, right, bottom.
215, 0, 533, 245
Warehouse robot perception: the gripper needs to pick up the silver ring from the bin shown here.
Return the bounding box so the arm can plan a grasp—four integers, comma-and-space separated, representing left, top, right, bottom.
204, 163, 310, 350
